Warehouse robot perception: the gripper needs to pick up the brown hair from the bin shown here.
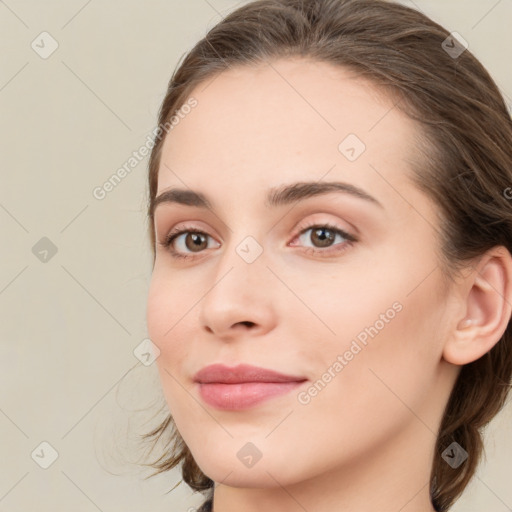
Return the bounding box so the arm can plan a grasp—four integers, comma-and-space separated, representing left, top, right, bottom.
142, 1, 512, 510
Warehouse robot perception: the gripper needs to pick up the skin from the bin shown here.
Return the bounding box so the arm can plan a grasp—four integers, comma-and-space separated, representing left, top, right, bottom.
146, 58, 512, 512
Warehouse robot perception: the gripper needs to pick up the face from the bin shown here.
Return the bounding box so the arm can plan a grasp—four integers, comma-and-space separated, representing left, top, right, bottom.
146, 58, 457, 489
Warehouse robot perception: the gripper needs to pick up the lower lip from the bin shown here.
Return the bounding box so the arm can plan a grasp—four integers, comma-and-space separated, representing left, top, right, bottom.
197, 381, 305, 410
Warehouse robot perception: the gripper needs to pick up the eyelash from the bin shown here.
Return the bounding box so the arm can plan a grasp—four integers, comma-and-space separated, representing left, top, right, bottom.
159, 221, 357, 260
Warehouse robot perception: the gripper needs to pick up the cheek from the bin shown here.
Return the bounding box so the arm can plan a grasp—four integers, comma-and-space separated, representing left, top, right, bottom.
146, 278, 192, 418
288, 276, 446, 470
329, 279, 445, 423
306, 242, 446, 408
146, 272, 191, 368
146, 278, 168, 349
147, 264, 190, 337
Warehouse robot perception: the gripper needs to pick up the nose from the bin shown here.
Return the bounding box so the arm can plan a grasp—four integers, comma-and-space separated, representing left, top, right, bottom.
198, 241, 277, 340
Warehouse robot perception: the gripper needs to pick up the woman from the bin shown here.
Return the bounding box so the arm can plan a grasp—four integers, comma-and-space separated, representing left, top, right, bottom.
142, 0, 512, 510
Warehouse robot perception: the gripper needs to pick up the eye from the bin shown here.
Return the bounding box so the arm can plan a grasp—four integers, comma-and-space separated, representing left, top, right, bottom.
289, 222, 357, 257
159, 224, 219, 260
158, 221, 358, 260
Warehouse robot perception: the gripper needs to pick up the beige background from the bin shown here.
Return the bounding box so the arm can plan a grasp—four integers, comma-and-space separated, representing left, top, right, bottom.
0, 1, 511, 511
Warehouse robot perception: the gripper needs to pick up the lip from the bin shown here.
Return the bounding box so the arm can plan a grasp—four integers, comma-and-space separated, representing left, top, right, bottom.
194, 363, 308, 410
194, 363, 306, 384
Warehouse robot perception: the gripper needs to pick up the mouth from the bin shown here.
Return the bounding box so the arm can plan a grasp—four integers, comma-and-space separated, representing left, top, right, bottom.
197, 381, 306, 410
193, 363, 308, 410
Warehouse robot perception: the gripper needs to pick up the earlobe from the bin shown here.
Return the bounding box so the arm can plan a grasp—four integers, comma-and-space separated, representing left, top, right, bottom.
443, 246, 512, 366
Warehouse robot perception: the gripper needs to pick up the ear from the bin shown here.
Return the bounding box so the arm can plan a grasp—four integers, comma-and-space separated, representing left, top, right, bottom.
443, 246, 512, 365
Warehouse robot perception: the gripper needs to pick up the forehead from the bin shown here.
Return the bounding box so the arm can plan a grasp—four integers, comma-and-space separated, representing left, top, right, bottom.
156, 58, 422, 211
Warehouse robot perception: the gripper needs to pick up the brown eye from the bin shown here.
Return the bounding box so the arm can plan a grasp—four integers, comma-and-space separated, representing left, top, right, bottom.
290, 222, 357, 258
297, 225, 348, 249
309, 227, 336, 247
183, 232, 208, 252
163, 227, 220, 259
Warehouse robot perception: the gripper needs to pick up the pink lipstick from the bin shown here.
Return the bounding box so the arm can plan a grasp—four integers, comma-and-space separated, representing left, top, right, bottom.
194, 363, 307, 410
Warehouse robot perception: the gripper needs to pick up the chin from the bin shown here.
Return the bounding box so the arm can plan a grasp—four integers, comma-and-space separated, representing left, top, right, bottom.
192, 444, 311, 489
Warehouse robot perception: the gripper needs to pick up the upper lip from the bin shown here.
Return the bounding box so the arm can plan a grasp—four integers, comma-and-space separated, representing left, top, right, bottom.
194, 363, 307, 384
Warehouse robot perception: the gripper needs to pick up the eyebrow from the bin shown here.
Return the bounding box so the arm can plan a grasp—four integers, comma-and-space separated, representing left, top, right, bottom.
151, 180, 384, 216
